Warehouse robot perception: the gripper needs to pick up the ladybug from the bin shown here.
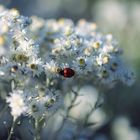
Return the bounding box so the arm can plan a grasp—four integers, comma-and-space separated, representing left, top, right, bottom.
59, 68, 75, 78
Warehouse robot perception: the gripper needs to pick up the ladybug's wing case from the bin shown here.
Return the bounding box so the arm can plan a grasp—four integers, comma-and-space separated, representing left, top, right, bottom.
59, 68, 75, 78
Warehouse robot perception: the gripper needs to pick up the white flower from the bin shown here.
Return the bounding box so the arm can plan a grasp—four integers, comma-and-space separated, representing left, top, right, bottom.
44, 89, 63, 113
96, 54, 110, 66
6, 90, 27, 120
44, 60, 60, 78
45, 19, 74, 36
27, 89, 63, 119
26, 57, 43, 77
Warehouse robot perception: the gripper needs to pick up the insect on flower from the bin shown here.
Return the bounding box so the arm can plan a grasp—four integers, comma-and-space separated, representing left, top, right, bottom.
59, 68, 75, 78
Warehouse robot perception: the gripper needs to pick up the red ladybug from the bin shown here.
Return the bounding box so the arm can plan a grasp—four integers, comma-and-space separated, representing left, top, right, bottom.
59, 68, 75, 78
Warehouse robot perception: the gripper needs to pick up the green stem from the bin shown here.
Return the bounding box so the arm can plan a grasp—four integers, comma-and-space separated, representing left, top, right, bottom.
7, 118, 17, 140
34, 119, 41, 140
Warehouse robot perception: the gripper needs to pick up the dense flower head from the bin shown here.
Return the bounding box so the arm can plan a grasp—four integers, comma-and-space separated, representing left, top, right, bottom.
6, 89, 27, 121
31, 18, 135, 87
6, 87, 63, 119
0, 6, 134, 120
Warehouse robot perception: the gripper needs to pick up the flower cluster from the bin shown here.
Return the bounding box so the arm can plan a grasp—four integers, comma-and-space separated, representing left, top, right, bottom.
31, 17, 134, 86
0, 6, 134, 121
0, 6, 62, 120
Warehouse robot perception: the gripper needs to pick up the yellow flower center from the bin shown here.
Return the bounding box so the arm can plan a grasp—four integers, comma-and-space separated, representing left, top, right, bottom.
103, 56, 109, 64
15, 54, 29, 62
0, 36, 5, 46
32, 104, 38, 112
30, 64, 38, 70
92, 42, 100, 49
102, 70, 109, 78
111, 62, 118, 71
79, 58, 85, 65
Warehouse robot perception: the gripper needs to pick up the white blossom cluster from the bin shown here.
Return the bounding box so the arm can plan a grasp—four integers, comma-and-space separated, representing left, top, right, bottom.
0, 7, 62, 120
0, 6, 134, 121
30, 17, 134, 86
